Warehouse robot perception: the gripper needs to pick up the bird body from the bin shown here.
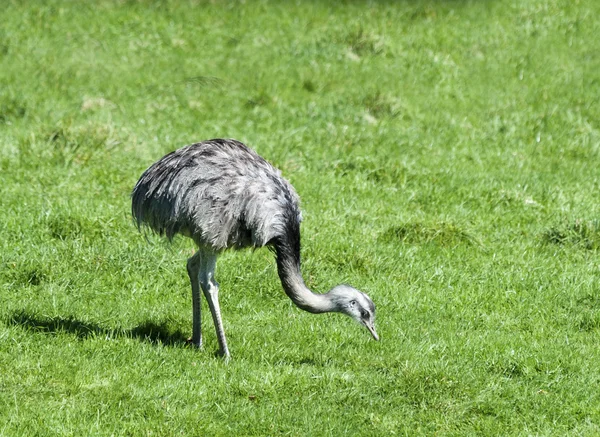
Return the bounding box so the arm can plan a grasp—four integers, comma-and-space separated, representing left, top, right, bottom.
132, 139, 300, 251
132, 139, 378, 358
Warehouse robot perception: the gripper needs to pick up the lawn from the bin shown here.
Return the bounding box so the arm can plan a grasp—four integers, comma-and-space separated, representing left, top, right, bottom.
1, 0, 599, 435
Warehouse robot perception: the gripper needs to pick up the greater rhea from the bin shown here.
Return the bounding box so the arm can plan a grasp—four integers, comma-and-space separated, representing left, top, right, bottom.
131, 139, 378, 358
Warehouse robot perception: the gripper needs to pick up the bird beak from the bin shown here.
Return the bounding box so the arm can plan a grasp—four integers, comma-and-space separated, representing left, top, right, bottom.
365, 322, 379, 341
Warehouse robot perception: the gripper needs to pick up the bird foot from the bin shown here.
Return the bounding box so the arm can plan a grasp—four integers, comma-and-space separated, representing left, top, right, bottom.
186, 337, 202, 348
215, 348, 231, 362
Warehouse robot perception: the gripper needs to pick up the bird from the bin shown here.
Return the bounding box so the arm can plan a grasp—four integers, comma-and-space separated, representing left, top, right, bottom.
131, 138, 378, 358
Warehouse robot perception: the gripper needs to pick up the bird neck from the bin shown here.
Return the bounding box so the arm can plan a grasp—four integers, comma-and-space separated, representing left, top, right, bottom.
274, 241, 335, 314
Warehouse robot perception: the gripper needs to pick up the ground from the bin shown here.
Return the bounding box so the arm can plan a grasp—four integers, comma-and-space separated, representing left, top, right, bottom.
1, 0, 599, 435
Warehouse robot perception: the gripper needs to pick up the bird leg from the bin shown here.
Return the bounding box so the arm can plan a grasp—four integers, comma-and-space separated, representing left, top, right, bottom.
186, 252, 202, 348
198, 250, 230, 359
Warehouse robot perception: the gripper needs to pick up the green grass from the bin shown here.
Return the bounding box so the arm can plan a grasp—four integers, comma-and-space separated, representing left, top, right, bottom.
1, 0, 600, 434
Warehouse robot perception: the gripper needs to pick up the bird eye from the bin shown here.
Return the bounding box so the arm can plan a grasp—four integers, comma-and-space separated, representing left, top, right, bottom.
350, 300, 356, 307
361, 310, 369, 319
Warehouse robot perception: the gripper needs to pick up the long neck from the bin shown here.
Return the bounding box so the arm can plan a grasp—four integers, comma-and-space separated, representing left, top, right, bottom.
274, 231, 335, 314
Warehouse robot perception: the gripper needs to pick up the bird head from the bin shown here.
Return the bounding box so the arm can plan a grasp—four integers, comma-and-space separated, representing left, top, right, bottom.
328, 285, 379, 341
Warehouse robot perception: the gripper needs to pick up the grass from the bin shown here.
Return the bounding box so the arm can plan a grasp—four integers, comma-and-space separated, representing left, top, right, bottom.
1, 0, 599, 434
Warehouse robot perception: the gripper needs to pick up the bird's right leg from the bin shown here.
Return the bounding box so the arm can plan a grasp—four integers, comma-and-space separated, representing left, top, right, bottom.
198, 250, 230, 359
186, 251, 202, 348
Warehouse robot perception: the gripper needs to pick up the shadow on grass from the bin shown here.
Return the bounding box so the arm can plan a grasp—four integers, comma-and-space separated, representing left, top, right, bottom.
5, 311, 189, 347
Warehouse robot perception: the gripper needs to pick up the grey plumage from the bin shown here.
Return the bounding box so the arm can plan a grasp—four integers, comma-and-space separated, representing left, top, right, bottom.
132, 139, 378, 358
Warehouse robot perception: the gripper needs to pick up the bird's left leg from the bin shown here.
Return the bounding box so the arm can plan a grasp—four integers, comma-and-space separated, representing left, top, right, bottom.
186, 251, 202, 348
198, 250, 230, 359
